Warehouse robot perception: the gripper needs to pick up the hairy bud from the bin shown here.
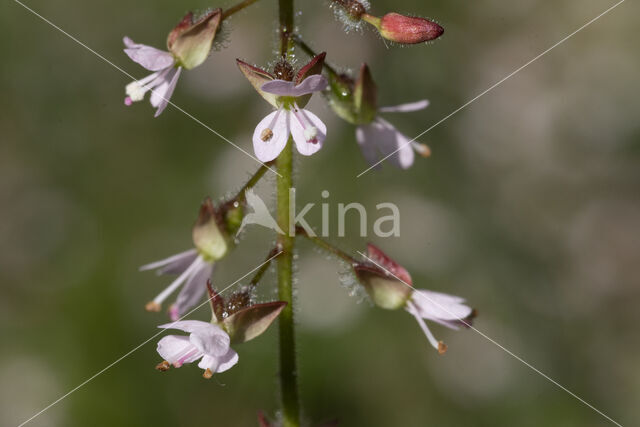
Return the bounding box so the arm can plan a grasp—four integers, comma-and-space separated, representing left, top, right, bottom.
192, 198, 230, 261
363, 13, 444, 44
167, 9, 222, 69
353, 244, 414, 310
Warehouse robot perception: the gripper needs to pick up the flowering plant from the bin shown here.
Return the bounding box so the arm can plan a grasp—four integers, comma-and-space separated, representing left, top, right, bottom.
123, 0, 473, 425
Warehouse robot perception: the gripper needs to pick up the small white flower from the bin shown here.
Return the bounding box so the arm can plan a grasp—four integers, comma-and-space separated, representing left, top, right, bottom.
140, 249, 214, 321
156, 320, 238, 378
122, 37, 182, 117
406, 289, 474, 354
252, 75, 329, 162
356, 100, 431, 169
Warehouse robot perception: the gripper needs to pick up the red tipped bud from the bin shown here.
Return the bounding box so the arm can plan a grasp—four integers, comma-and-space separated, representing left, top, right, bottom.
365, 13, 444, 44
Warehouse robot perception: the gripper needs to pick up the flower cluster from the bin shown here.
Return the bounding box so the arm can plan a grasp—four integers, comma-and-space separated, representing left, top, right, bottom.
120, 2, 474, 424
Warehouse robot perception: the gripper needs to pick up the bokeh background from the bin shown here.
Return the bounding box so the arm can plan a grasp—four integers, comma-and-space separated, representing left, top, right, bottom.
2, 0, 639, 425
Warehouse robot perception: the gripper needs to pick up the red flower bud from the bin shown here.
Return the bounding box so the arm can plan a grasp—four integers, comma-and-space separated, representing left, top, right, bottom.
370, 13, 444, 44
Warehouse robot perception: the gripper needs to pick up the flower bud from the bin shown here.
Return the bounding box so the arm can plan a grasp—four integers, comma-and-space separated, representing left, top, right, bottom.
354, 264, 413, 309
325, 63, 378, 126
192, 198, 230, 261
167, 9, 222, 70
363, 13, 444, 44
353, 64, 377, 124
354, 244, 414, 309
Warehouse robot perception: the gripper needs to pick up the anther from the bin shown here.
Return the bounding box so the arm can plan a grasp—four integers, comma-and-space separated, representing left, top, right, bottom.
437, 341, 448, 355
145, 301, 161, 312
155, 360, 171, 371
203, 368, 213, 379
261, 128, 274, 141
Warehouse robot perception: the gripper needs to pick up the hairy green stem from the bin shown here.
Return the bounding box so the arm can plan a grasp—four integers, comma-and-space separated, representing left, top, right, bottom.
295, 226, 356, 264
292, 35, 340, 78
234, 163, 272, 203
277, 0, 300, 425
249, 247, 281, 287
221, 0, 262, 20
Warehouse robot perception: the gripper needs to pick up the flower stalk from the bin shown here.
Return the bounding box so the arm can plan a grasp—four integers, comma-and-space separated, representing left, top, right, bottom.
222, 0, 262, 20
276, 0, 300, 425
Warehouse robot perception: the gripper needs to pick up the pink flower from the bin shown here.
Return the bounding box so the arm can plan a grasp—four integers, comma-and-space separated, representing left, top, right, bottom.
357, 244, 475, 353
140, 198, 231, 320
356, 100, 431, 169
406, 290, 474, 354
122, 37, 182, 117
140, 249, 213, 321
156, 320, 238, 378
238, 54, 329, 162
252, 75, 328, 161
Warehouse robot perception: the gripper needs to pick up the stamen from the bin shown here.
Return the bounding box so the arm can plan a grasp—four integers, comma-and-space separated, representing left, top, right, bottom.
145, 301, 161, 312
261, 108, 284, 143
174, 347, 199, 368
124, 69, 169, 103
203, 368, 213, 379
437, 341, 448, 355
155, 360, 171, 371
168, 304, 180, 321
408, 301, 441, 351
411, 142, 431, 158
124, 96, 133, 106
261, 128, 274, 141
151, 256, 203, 308
292, 105, 319, 143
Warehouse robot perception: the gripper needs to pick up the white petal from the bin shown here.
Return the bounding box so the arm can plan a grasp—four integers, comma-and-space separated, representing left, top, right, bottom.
216, 347, 239, 373
290, 109, 326, 156
356, 124, 381, 167
173, 262, 214, 319
152, 67, 182, 117
124, 41, 175, 71
379, 99, 430, 113
197, 347, 238, 373
190, 324, 231, 357
158, 319, 215, 334
260, 79, 296, 96
139, 248, 198, 274
374, 118, 414, 169
123, 36, 139, 49
156, 335, 202, 365
151, 256, 203, 305
410, 289, 472, 322
252, 110, 289, 162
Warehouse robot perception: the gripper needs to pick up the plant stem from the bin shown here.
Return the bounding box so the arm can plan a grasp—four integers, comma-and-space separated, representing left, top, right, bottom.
234, 163, 272, 203
222, 0, 262, 20
277, 0, 299, 425
249, 247, 281, 287
295, 226, 356, 264
292, 35, 340, 78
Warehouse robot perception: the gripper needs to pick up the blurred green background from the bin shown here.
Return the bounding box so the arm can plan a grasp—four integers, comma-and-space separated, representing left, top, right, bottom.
2, 0, 639, 425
